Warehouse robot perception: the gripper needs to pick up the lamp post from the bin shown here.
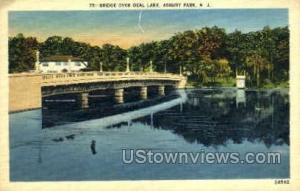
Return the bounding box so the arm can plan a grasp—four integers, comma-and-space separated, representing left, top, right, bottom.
35, 50, 40, 72
164, 63, 167, 73
68, 58, 71, 72
149, 60, 153, 73
179, 65, 182, 76
99, 62, 103, 72
126, 57, 130, 72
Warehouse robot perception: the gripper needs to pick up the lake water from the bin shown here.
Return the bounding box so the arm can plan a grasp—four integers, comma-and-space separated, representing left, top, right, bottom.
9, 88, 289, 181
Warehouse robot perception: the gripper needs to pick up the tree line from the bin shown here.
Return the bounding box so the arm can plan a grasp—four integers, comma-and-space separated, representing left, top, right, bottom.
9, 26, 289, 87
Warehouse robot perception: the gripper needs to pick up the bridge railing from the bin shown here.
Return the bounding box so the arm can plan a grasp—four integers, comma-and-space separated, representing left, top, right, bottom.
41, 72, 184, 86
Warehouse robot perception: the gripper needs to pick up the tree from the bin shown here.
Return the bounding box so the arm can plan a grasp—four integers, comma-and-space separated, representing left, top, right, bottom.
100, 44, 127, 71
226, 30, 244, 74
9, 26, 289, 89
40, 36, 63, 57
272, 27, 289, 82
245, 52, 270, 87
9, 33, 39, 73
216, 58, 231, 79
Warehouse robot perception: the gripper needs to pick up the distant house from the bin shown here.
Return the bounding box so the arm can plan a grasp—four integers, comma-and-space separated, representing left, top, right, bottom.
39, 55, 88, 73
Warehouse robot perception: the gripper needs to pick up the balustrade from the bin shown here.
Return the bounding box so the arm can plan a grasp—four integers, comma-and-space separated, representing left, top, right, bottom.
41, 72, 184, 86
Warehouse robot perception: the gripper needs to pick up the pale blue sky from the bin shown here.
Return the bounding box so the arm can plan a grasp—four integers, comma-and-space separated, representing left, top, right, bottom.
9, 9, 288, 48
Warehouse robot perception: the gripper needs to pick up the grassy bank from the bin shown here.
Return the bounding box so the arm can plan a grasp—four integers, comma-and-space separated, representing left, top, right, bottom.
186, 77, 236, 88
186, 77, 289, 89
260, 81, 289, 89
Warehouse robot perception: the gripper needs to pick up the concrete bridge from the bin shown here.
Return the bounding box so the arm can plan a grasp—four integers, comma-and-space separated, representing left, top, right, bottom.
9, 72, 187, 112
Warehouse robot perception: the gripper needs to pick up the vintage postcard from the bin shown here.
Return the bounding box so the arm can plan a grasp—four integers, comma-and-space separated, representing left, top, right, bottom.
0, 0, 300, 190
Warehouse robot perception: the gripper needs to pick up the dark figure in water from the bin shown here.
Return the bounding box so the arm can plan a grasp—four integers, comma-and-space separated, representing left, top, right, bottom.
91, 140, 97, 155
52, 137, 64, 142
65, 134, 75, 140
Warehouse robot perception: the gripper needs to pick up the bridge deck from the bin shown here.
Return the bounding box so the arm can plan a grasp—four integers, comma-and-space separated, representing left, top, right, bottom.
42, 72, 185, 87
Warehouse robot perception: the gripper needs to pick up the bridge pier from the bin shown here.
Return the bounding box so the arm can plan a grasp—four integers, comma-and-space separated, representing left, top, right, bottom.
140, 86, 148, 100
158, 85, 165, 96
81, 92, 89, 109
177, 77, 187, 89
114, 88, 124, 104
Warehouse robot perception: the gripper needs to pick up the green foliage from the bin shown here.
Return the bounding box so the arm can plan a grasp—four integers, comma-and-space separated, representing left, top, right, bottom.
100, 44, 127, 71
9, 26, 289, 88
9, 33, 39, 73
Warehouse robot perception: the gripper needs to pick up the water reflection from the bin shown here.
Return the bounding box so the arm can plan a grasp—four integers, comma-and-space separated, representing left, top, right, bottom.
107, 88, 289, 148
236, 89, 246, 108
43, 88, 289, 148
42, 87, 179, 128
10, 88, 290, 180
